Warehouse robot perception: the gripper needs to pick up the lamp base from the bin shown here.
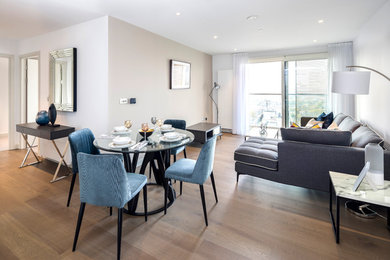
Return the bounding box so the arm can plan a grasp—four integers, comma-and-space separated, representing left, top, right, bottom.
345, 200, 376, 219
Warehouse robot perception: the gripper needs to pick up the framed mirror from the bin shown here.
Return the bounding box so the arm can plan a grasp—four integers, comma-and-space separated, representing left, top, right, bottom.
49, 48, 77, 112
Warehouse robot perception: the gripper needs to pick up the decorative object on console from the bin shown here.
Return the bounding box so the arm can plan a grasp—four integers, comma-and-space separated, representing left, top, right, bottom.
35, 110, 49, 126
332, 65, 390, 95
48, 103, 60, 127
209, 82, 221, 124
170, 60, 191, 89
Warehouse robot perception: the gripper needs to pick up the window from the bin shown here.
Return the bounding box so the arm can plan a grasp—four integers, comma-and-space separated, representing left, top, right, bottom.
246, 62, 283, 136
245, 55, 328, 136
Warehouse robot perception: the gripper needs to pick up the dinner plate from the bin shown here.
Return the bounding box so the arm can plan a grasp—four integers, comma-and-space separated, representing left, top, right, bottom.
160, 134, 186, 143
160, 128, 175, 133
111, 129, 132, 135
108, 140, 135, 148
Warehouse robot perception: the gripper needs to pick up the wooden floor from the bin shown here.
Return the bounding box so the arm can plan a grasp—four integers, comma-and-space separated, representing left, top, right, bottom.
0, 134, 389, 259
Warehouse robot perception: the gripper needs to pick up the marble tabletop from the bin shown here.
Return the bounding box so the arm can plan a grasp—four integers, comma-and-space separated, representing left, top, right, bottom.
329, 171, 390, 207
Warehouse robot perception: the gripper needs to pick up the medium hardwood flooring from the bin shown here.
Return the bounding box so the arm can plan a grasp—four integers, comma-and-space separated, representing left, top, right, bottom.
0, 134, 389, 259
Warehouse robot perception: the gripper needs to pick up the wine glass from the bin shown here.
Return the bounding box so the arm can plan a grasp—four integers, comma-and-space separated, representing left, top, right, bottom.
151, 117, 157, 128
156, 119, 163, 128
141, 123, 149, 139
124, 120, 132, 130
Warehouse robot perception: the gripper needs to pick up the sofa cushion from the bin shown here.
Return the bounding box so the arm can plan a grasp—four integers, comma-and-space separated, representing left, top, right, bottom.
352, 126, 384, 148
234, 137, 279, 171
333, 113, 348, 125
281, 128, 352, 146
338, 116, 361, 132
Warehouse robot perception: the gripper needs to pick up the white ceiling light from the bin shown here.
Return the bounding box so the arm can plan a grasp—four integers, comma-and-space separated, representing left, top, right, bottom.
318, 19, 324, 24
234, 48, 238, 51
213, 35, 218, 39
246, 15, 258, 21
313, 39, 318, 43
176, 12, 181, 16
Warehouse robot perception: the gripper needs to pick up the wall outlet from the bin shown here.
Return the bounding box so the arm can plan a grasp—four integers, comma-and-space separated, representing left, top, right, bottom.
129, 98, 136, 104
119, 98, 128, 104
204, 117, 207, 121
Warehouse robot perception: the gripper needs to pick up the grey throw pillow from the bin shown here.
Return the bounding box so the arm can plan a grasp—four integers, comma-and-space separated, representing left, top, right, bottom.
352, 126, 384, 148
338, 116, 361, 132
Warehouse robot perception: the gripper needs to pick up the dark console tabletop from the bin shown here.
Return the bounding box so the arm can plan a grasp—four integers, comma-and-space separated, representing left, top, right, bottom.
16, 123, 75, 140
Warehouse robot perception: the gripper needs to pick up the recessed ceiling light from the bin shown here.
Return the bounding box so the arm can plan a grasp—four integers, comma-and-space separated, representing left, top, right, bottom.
213, 35, 218, 39
176, 12, 181, 16
318, 19, 324, 24
258, 28, 263, 31
313, 39, 318, 43
246, 15, 258, 21
234, 48, 238, 51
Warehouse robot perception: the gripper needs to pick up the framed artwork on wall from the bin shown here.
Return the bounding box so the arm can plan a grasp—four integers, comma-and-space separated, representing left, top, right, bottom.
170, 60, 191, 89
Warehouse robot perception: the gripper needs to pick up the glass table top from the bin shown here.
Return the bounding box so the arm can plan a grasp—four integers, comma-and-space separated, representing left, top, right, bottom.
94, 128, 194, 154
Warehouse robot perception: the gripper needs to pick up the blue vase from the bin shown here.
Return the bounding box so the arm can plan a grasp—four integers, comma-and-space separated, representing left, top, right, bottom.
36, 110, 49, 126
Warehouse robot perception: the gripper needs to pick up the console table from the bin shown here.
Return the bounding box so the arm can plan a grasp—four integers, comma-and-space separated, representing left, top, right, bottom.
16, 123, 75, 183
329, 171, 390, 243
187, 122, 222, 144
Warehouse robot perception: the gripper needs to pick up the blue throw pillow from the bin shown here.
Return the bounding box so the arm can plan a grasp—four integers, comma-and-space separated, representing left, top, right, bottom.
316, 112, 326, 121
322, 112, 334, 129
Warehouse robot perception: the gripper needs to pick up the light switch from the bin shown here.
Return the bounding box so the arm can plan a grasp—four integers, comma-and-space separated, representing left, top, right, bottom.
119, 98, 128, 104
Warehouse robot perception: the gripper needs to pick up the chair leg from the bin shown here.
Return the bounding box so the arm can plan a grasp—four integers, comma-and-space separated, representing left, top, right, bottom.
199, 185, 208, 226
180, 181, 183, 195
117, 208, 123, 260
149, 163, 152, 179
72, 202, 86, 251
236, 173, 239, 183
164, 178, 168, 215
210, 172, 218, 203
110, 207, 113, 216
143, 185, 148, 222
174, 154, 177, 162
183, 148, 187, 158
67, 172, 77, 207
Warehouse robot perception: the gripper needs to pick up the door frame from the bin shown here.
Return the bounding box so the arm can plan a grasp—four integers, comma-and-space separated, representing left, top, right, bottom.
20, 51, 40, 149
0, 54, 14, 150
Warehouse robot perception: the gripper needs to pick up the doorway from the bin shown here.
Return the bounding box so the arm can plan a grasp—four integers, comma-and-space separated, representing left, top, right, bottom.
21, 53, 40, 148
0, 56, 10, 151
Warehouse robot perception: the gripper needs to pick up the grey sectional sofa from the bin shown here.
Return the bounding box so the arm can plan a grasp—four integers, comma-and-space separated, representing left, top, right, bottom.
234, 113, 390, 192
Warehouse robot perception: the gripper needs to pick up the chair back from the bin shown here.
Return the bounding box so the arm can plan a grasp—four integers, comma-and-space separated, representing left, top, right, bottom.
192, 136, 217, 184
69, 128, 100, 174
77, 153, 130, 208
164, 119, 186, 130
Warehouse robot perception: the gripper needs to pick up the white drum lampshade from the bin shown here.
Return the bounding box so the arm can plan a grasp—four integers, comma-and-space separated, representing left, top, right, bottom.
332, 71, 371, 95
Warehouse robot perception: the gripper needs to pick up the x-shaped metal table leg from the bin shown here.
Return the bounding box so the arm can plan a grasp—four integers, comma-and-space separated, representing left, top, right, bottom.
50, 140, 72, 183
19, 134, 41, 168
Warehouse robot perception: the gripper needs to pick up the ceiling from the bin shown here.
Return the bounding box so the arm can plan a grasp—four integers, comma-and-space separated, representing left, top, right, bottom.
0, 0, 387, 54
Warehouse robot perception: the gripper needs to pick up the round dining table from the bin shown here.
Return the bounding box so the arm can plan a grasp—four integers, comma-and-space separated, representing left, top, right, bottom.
93, 128, 194, 216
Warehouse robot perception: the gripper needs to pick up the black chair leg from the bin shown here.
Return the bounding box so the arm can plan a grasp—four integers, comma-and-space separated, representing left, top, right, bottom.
180, 181, 183, 195
174, 154, 177, 162
110, 207, 113, 216
183, 148, 187, 158
164, 178, 168, 215
72, 202, 86, 251
143, 185, 148, 222
117, 208, 123, 260
210, 172, 218, 203
149, 163, 152, 179
236, 173, 239, 182
67, 172, 77, 207
199, 185, 208, 226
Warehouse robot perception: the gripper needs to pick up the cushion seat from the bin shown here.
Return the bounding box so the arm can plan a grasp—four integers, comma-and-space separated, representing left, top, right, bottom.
165, 158, 197, 183
234, 137, 279, 171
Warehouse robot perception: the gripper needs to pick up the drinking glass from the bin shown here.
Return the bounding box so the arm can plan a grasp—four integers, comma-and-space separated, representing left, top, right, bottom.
156, 119, 163, 128
124, 120, 132, 129
151, 117, 157, 128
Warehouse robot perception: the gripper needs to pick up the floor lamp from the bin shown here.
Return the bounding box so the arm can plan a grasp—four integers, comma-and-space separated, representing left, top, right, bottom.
332, 65, 390, 218
209, 82, 221, 124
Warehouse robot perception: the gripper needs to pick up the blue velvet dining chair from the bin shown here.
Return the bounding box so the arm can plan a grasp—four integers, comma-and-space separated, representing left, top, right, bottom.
72, 153, 148, 260
164, 119, 187, 162
67, 128, 100, 207
164, 136, 218, 226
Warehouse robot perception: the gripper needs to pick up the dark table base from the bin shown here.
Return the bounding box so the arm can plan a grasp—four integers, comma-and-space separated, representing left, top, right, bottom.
122, 150, 175, 216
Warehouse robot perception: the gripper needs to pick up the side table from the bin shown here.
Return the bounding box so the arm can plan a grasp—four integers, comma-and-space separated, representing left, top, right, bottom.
329, 171, 390, 243
16, 123, 75, 183
187, 122, 221, 144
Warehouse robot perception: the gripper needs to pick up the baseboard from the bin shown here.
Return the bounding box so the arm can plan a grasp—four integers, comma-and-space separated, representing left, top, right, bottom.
222, 128, 232, 133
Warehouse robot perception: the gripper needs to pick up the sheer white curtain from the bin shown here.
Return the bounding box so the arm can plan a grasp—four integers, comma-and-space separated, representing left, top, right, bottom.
232, 53, 248, 135
328, 42, 355, 116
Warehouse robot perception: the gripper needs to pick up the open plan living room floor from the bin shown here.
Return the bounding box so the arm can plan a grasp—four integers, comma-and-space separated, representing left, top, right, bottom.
0, 134, 389, 259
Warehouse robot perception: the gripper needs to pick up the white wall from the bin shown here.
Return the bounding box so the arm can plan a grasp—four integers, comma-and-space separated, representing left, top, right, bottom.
17, 16, 109, 162
107, 17, 212, 130
0, 57, 9, 134
354, 0, 390, 142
